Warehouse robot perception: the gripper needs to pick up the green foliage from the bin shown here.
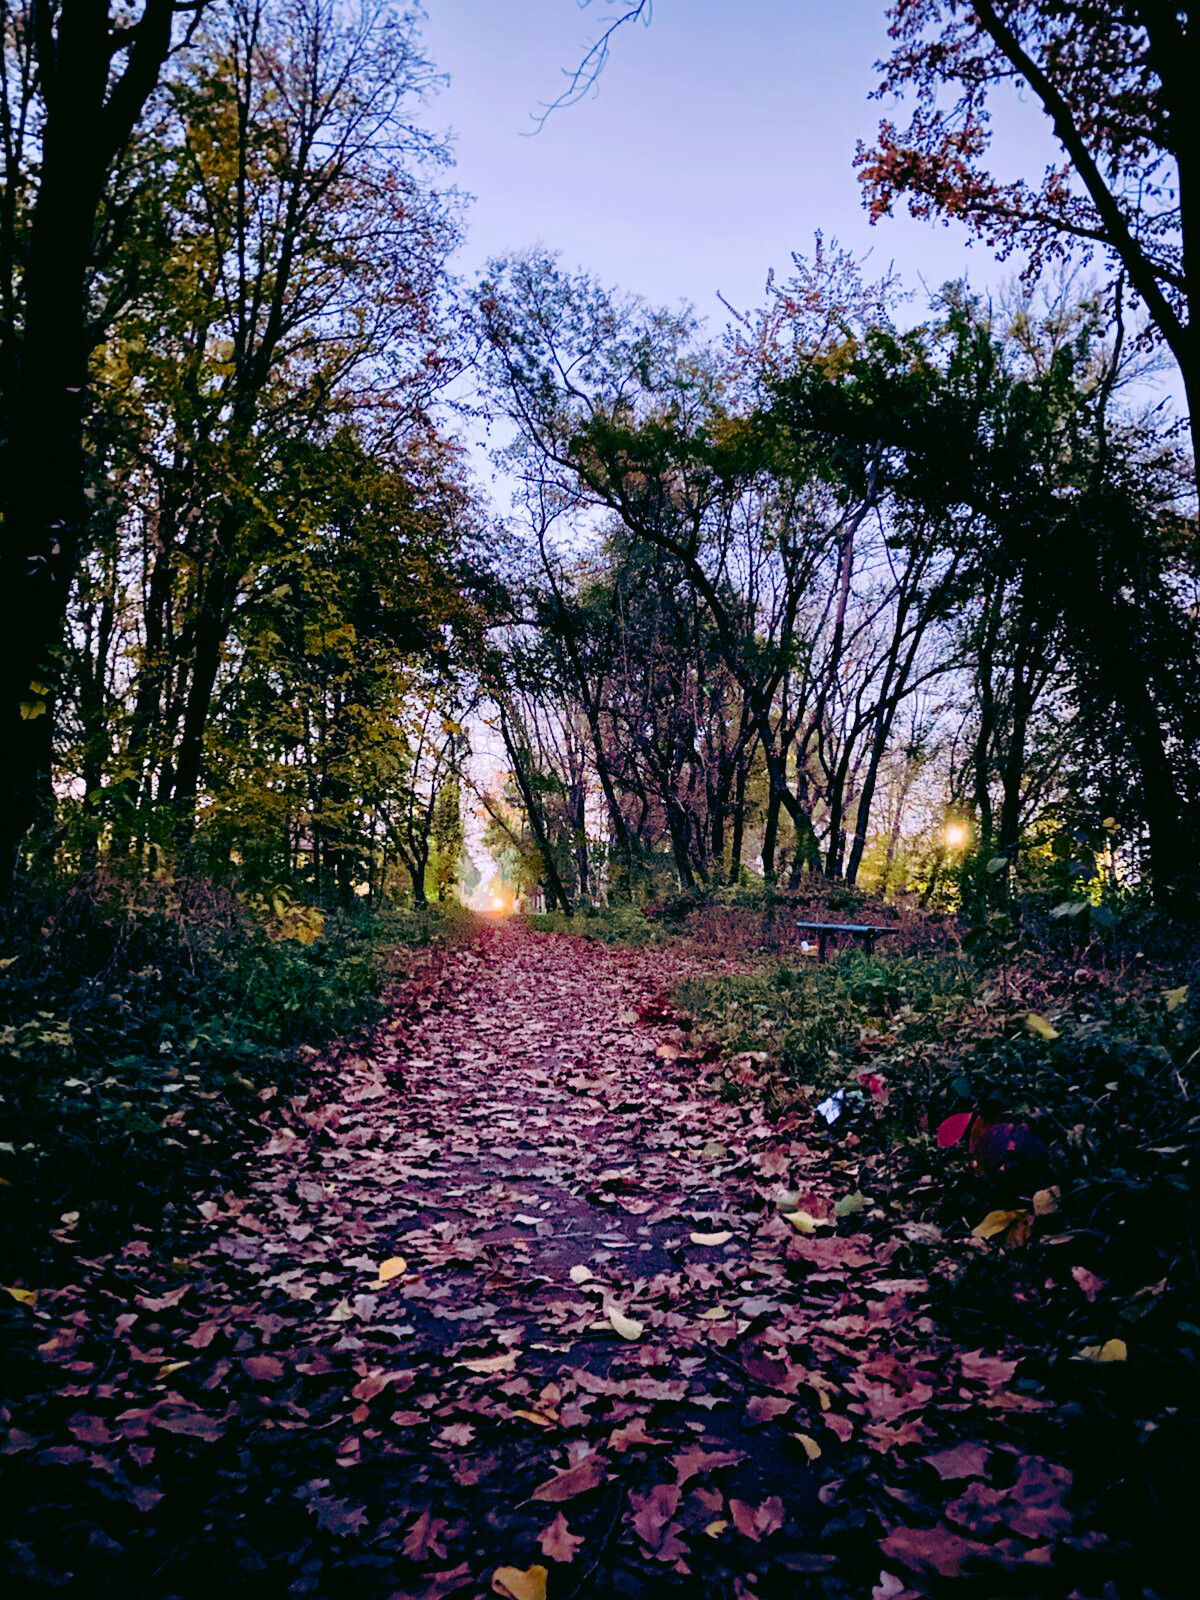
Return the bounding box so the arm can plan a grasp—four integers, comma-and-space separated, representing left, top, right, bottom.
523, 904, 664, 947
0, 875, 460, 1258
677, 949, 975, 1094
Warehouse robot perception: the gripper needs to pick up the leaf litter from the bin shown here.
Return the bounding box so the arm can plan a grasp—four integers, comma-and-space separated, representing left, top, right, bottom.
0, 923, 1138, 1596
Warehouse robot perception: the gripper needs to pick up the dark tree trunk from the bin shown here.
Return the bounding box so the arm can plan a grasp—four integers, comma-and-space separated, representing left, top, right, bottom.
0, 0, 186, 892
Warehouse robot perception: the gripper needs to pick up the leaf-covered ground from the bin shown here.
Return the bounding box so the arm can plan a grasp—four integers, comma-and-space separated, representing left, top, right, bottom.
0, 925, 1167, 1597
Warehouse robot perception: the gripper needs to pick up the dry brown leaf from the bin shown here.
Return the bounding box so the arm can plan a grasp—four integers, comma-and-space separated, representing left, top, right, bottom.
537, 1512, 584, 1564
530, 1453, 606, 1503
458, 1351, 518, 1374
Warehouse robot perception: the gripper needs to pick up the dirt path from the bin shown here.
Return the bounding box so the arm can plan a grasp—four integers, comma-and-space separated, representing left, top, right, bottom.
2, 926, 1103, 1598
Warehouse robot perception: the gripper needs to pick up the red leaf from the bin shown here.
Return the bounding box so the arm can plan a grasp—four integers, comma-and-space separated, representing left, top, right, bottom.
936, 1112, 974, 1149
880, 1525, 994, 1578
531, 1453, 606, 1503
402, 1510, 450, 1562
630, 1484, 680, 1547
67, 1413, 114, 1446
729, 1496, 784, 1541
243, 1354, 285, 1383
745, 1396, 794, 1425
924, 1442, 990, 1481
671, 1445, 745, 1485
537, 1512, 584, 1564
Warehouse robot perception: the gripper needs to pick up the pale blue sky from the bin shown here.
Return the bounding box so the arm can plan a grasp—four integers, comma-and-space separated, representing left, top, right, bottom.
419, 0, 1059, 326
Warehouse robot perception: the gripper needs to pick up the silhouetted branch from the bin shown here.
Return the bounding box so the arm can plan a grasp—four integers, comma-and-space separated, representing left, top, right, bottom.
530, 0, 651, 131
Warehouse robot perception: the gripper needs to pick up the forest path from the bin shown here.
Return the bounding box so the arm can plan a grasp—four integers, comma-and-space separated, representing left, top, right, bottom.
3, 924, 1087, 1599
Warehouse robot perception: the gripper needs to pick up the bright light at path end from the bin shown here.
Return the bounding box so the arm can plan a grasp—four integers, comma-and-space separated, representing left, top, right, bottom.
945, 822, 969, 848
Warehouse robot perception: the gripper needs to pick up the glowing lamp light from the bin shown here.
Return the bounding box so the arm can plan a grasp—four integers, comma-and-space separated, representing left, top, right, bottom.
945, 822, 969, 849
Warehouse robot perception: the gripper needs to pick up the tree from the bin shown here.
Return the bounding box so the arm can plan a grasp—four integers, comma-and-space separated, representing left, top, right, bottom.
0, 0, 211, 890
130, 0, 458, 835
855, 0, 1198, 457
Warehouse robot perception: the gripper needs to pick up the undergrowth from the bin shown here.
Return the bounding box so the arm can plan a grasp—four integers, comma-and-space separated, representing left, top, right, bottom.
0, 873, 467, 1271
676, 944, 1200, 1375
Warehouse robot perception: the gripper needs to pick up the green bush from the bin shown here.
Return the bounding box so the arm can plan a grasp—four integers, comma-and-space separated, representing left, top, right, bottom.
0, 874, 464, 1263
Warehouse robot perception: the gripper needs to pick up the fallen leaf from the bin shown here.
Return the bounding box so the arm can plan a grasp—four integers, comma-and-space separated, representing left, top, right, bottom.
67, 1414, 114, 1446
458, 1351, 518, 1374
377, 1256, 407, 1281
492, 1566, 547, 1600
631, 1483, 681, 1546
924, 1442, 990, 1481
704, 1519, 728, 1537
833, 1190, 870, 1218
2, 1286, 36, 1306
690, 1230, 732, 1246
513, 1407, 558, 1429
1032, 1187, 1060, 1216
879, 1525, 994, 1578
971, 1209, 1032, 1244
1070, 1266, 1107, 1302
402, 1510, 450, 1562
672, 1445, 745, 1485
537, 1512, 583, 1564
1074, 1338, 1127, 1363
530, 1453, 606, 1503
568, 1265, 594, 1284
438, 1423, 476, 1447
605, 1305, 644, 1341
243, 1354, 284, 1383
781, 1210, 823, 1233
794, 1432, 822, 1460
936, 1111, 974, 1149
729, 1496, 785, 1541
304, 1492, 369, 1538
745, 1395, 794, 1425
1024, 1012, 1060, 1041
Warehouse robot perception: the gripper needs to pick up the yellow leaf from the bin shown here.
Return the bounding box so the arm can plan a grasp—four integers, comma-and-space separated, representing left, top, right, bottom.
1102, 816, 1118, 831
655, 1043, 680, 1060
700, 1305, 732, 1320
606, 1305, 644, 1341
376, 1256, 407, 1282
1025, 1012, 1060, 1041
156, 1360, 191, 1378
690, 1230, 732, 1246
973, 1209, 1024, 1241
794, 1432, 822, 1461
459, 1351, 518, 1374
492, 1563, 548, 1600
1075, 1338, 1128, 1364
568, 1264, 594, 1285
782, 1210, 821, 1234
1033, 1187, 1060, 1216
18, 700, 46, 720
704, 1519, 729, 1537
3, 1286, 36, 1306
1164, 986, 1188, 1012
512, 1407, 557, 1428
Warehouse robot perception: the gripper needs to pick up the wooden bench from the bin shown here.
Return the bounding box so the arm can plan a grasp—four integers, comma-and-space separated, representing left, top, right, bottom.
794, 920, 899, 962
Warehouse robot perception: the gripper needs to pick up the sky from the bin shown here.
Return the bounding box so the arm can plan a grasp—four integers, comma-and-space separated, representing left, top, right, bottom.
417, 0, 1060, 332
